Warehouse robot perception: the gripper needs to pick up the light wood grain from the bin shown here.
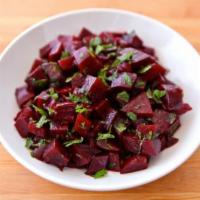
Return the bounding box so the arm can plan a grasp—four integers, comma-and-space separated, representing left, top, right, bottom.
0, 0, 200, 199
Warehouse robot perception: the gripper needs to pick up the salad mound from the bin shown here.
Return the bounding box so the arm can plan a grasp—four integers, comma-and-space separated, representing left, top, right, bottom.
14, 28, 191, 178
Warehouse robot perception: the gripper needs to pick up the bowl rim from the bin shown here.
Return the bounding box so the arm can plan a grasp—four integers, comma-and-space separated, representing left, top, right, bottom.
0, 8, 199, 191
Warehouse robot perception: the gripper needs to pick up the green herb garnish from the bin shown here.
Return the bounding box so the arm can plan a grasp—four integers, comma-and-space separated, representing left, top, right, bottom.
97, 128, 115, 140
114, 122, 126, 133
127, 112, 137, 121
135, 80, 145, 88
68, 93, 90, 104
32, 104, 47, 116
75, 104, 88, 113
93, 169, 107, 179
95, 44, 114, 55
108, 163, 116, 169
36, 115, 50, 128
107, 71, 117, 81
89, 37, 102, 47
64, 137, 84, 147
146, 89, 166, 103
25, 138, 48, 149
98, 65, 109, 85
145, 131, 153, 140
25, 138, 34, 149
123, 73, 132, 86
138, 64, 152, 74
47, 107, 56, 116
112, 51, 134, 67
116, 91, 130, 103
49, 88, 59, 100
60, 51, 70, 59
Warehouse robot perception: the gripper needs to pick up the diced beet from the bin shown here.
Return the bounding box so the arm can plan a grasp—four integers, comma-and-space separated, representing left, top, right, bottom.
96, 140, 120, 152
71, 144, 93, 167
48, 40, 63, 61
140, 63, 166, 81
14, 107, 34, 138
142, 139, 161, 156
134, 77, 146, 90
58, 56, 74, 71
99, 32, 114, 43
137, 124, 157, 135
32, 145, 47, 160
56, 87, 72, 96
86, 155, 108, 175
53, 102, 75, 124
71, 73, 85, 88
122, 133, 140, 154
15, 86, 34, 108
113, 115, 129, 135
108, 152, 120, 171
104, 108, 118, 130
120, 155, 148, 174
78, 27, 94, 39
73, 47, 102, 75
121, 34, 143, 48
39, 43, 51, 59
88, 138, 102, 155
111, 72, 137, 90
94, 99, 110, 118
28, 121, 46, 137
122, 92, 153, 117
81, 75, 107, 102
41, 62, 64, 83
30, 59, 43, 73
141, 47, 155, 56
166, 136, 179, 148
49, 122, 68, 136
174, 103, 192, 115
74, 114, 91, 137
167, 118, 180, 136
117, 63, 132, 73
34, 91, 49, 107
43, 139, 69, 170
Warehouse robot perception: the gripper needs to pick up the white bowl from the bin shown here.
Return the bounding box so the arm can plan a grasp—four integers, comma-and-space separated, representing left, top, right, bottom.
0, 8, 200, 191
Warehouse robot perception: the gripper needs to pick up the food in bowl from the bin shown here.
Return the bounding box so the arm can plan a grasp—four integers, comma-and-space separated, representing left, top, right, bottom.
14, 28, 191, 178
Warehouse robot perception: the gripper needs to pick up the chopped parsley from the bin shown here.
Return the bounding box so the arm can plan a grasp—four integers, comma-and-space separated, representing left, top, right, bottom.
75, 104, 88, 113
25, 138, 34, 149
64, 137, 84, 147
93, 169, 107, 179
135, 80, 145, 88
138, 64, 152, 74
146, 89, 166, 103
97, 128, 115, 140
123, 73, 132, 86
25, 138, 48, 149
108, 163, 116, 169
127, 112, 137, 121
98, 65, 109, 85
68, 93, 90, 104
89, 37, 102, 47
145, 131, 153, 140
49, 88, 59, 100
116, 91, 130, 103
112, 51, 134, 67
46, 107, 56, 116
36, 115, 50, 128
95, 44, 114, 55
114, 122, 127, 133
107, 71, 117, 81
32, 104, 47, 116
60, 51, 70, 59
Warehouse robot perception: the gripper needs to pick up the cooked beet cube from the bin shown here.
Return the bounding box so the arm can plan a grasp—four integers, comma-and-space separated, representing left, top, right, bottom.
166, 136, 179, 148
122, 92, 153, 117
78, 28, 94, 39
49, 122, 68, 136
174, 103, 192, 115
122, 134, 140, 154
74, 114, 91, 137
94, 99, 110, 118
28, 121, 46, 137
96, 140, 120, 152
142, 139, 161, 156
71, 144, 93, 167
53, 102, 75, 124
140, 63, 166, 81
117, 63, 132, 73
58, 56, 74, 71
71, 73, 85, 88
121, 34, 143, 48
108, 152, 120, 171
120, 155, 148, 174
141, 47, 155, 56
15, 86, 34, 108
34, 91, 50, 107
88, 138, 102, 155
73, 47, 102, 75
32, 145, 47, 161
86, 155, 108, 175
41, 62, 64, 83
43, 139, 69, 170
15, 107, 34, 138
30, 58, 43, 73
137, 124, 157, 135
81, 75, 107, 102
104, 108, 118, 130
111, 72, 137, 90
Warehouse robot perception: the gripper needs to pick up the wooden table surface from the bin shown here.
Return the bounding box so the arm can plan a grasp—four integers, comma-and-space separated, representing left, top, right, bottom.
0, 0, 200, 199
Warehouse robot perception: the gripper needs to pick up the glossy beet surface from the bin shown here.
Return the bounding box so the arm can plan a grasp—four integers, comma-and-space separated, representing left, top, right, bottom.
14, 28, 191, 178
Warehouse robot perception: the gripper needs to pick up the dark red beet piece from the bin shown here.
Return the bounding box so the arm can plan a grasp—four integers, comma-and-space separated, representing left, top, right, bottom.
111, 72, 137, 90
34, 90, 50, 107
71, 73, 85, 88
142, 139, 161, 156
15, 107, 34, 138
48, 40, 63, 61
166, 136, 179, 148
117, 63, 132, 73
96, 140, 120, 152
122, 133, 140, 154
32, 145, 47, 161
94, 99, 110, 118
53, 102, 75, 124
108, 152, 120, 171
15, 86, 34, 108
104, 108, 118, 130
122, 92, 153, 117
73, 47, 102, 75
49, 122, 68, 136
58, 56, 74, 71
81, 75, 107, 102
74, 114, 91, 137
86, 155, 108, 175
28, 121, 46, 137
30, 58, 43, 73
71, 144, 93, 167
43, 139, 69, 170
120, 155, 148, 174
137, 124, 157, 135
78, 27, 94, 39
